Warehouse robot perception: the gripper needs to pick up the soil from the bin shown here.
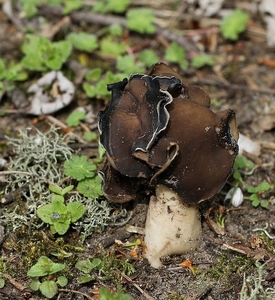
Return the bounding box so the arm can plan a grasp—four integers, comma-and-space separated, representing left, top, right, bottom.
0, 1, 275, 300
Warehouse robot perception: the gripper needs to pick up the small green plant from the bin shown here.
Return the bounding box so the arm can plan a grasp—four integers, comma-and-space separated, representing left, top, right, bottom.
28, 256, 67, 299
93, 0, 130, 14
126, 8, 156, 34
83, 131, 98, 142
247, 182, 274, 208
66, 110, 86, 127
20, 0, 41, 18
100, 36, 126, 56
64, 155, 96, 180
116, 55, 145, 74
83, 70, 125, 100
37, 184, 85, 234
100, 287, 133, 300
64, 155, 103, 198
139, 49, 159, 67
66, 32, 98, 52
233, 155, 255, 184
191, 54, 217, 69
75, 258, 101, 283
165, 42, 188, 70
61, 0, 83, 14
221, 10, 249, 41
0, 59, 28, 98
75, 245, 135, 285
21, 34, 72, 71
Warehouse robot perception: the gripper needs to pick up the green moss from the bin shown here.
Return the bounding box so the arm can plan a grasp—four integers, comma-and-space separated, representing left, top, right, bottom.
4, 226, 84, 279
163, 294, 187, 300
199, 252, 255, 284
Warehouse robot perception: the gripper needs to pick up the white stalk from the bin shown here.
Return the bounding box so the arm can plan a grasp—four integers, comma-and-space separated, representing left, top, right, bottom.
143, 185, 202, 268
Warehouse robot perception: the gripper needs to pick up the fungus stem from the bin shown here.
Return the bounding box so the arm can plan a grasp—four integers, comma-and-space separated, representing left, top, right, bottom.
144, 185, 202, 268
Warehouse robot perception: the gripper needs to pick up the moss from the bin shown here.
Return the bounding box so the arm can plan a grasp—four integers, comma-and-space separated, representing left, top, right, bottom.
163, 294, 187, 300
3, 226, 85, 279
198, 252, 255, 287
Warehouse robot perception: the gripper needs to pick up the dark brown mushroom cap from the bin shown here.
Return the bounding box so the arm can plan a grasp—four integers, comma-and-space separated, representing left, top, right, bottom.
98, 74, 182, 178
146, 62, 211, 107
147, 100, 238, 204
98, 163, 141, 203
98, 63, 239, 204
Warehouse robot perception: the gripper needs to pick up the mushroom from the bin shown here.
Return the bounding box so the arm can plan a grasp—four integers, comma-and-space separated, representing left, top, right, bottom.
98, 62, 239, 268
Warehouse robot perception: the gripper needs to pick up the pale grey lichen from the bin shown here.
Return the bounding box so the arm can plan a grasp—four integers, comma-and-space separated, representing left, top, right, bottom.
69, 193, 131, 241
240, 261, 275, 300
1, 126, 131, 238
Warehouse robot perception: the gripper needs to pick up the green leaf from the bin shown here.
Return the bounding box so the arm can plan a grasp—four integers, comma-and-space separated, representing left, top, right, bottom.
93, 0, 130, 14
75, 259, 93, 273
49, 185, 63, 195
20, 0, 41, 18
191, 54, 216, 68
234, 155, 254, 170
126, 8, 156, 34
254, 181, 272, 192
40, 280, 58, 299
21, 35, 72, 71
28, 256, 52, 277
46, 0, 62, 4
116, 56, 144, 74
139, 50, 159, 67
83, 131, 98, 142
249, 194, 260, 207
52, 196, 66, 214
261, 200, 269, 208
66, 110, 86, 127
21, 55, 45, 71
29, 278, 41, 291
165, 42, 188, 70
233, 170, 243, 183
57, 276, 68, 287
100, 287, 133, 300
67, 202, 85, 222
78, 274, 95, 283
100, 36, 126, 56
62, 0, 83, 14
247, 182, 272, 194
75, 258, 102, 273
77, 176, 103, 198
0, 278, 5, 288
83, 82, 96, 98
5, 63, 28, 82
61, 185, 74, 196
44, 40, 72, 70
85, 68, 102, 81
221, 10, 249, 41
53, 219, 71, 235
37, 204, 54, 224
67, 32, 98, 52
64, 155, 96, 180
109, 24, 123, 37
49, 262, 65, 274
251, 199, 260, 207
106, 0, 130, 13
98, 145, 105, 159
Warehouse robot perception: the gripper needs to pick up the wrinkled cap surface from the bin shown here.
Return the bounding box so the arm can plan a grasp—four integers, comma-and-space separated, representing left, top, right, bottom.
98, 62, 239, 204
